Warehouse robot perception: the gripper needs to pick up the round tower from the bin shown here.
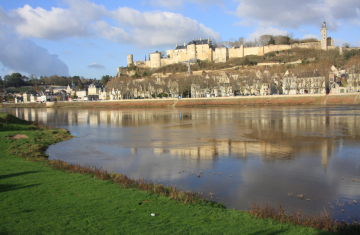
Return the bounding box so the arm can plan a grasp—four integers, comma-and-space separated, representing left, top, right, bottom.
127, 54, 133, 66
166, 50, 174, 59
150, 52, 161, 68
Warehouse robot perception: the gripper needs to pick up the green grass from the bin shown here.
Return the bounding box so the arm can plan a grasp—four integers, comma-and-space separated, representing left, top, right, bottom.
5, 87, 33, 94
0, 113, 334, 234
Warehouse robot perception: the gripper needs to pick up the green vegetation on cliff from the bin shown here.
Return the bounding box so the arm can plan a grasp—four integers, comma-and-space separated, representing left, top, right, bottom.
152, 48, 360, 74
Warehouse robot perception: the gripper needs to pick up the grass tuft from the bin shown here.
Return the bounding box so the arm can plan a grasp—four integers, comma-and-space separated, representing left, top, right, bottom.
249, 203, 360, 234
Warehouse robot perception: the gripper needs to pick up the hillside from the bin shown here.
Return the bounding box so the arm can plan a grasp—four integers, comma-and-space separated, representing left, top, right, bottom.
149, 48, 360, 75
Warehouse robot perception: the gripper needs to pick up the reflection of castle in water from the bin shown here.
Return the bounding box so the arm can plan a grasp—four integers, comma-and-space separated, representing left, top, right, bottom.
153, 139, 295, 160
11, 107, 360, 168
151, 137, 334, 168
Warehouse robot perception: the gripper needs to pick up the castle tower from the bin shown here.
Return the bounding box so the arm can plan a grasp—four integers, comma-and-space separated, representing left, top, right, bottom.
127, 54, 133, 66
320, 21, 327, 50
150, 52, 161, 68
117, 67, 122, 77
187, 43, 196, 61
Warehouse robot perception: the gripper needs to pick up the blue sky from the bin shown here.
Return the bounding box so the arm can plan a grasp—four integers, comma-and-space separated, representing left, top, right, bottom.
0, 0, 359, 80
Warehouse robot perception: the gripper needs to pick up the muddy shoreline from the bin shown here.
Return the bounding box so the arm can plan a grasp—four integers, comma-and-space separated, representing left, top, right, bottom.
2, 93, 359, 109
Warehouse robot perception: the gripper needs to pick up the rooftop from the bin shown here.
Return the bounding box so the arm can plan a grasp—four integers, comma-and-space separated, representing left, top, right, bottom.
175, 38, 212, 50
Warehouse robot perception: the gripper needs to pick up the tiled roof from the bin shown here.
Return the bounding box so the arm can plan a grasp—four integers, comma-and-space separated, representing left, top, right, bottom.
174, 38, 212, 50
175, 45, 187, 50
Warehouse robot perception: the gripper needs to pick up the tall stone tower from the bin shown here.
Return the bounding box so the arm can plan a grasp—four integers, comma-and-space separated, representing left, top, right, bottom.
127, 54, 133, 67
150, 52, 161, 68
187, 40, 196, 61
320, 21, 327, 50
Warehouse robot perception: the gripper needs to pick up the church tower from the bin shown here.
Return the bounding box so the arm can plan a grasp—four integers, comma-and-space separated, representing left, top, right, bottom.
320, 21, 327, 50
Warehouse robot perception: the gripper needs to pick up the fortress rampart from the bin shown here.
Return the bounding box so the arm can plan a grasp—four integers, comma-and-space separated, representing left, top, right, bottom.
126, 22, 338, 70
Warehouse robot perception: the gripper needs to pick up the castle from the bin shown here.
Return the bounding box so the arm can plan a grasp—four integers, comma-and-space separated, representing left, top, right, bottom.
125, 22, 335, 70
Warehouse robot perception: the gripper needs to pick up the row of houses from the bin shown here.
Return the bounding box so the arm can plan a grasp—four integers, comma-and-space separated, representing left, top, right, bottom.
190, 65, 359, 97
6, 65, 360, 103
14, 83, 107, 103
78, 66, 360, 100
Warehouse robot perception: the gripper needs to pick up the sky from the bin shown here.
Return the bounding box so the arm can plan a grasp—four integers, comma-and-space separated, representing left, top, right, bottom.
0, 0, 360, 80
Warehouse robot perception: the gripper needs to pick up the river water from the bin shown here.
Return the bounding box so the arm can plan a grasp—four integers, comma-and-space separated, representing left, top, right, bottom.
2, 106, 360, 222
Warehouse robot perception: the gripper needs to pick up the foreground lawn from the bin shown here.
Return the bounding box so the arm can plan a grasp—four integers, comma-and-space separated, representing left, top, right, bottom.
0, 113, 333, 234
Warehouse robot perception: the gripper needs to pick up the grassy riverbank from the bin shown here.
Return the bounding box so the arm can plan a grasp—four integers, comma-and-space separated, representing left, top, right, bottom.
0, 113, 345, 234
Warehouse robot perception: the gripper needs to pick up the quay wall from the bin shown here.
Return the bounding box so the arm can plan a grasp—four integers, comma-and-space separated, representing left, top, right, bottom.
1, 94, 360, 109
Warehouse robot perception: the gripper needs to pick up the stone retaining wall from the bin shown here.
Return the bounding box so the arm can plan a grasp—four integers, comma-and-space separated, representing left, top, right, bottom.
2, 94, 359, 109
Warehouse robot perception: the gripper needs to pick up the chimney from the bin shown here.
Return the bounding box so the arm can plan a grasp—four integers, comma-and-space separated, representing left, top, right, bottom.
200, 37, 202, 41
184, 42, 186, 46
176, 43, 178, 47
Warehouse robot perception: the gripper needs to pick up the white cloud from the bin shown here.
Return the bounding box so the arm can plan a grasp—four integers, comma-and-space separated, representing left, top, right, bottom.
110, 8, 220, 47
143, 0, 224, 9
92, 20, 131, 44
9, 5, 93, 39
107, 53, 117, 59
234, 0, 360, 31
247, 27, 288, 41
88, 63, 105, 69
302, 34, 319, 40
333, 39, 349, 47
234, 19, 255, 27
7, 70, 15, 75
0, 25, 69, 76
0, 1, 220, 48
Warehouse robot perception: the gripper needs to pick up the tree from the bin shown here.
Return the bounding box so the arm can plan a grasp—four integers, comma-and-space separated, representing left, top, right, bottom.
259, 35, 272, 46
236, 37, 245, 47
4, 75, 11, 87
244, 38, 259, 47
268, 36, 276, 45
274, 35, 290, 45
343, 43, 350, 48
5, 73, 25, 88
211, 38, 219, 48
33, 84, 40, 91
159, 51, 166, 58
0, 76, 3, 86
101, 75, 111, 86
77, 80, 84, 89
176, 76, 191, 98
29, 74, 38, 85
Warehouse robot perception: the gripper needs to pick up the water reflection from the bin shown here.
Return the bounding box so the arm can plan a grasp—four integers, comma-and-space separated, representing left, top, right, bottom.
15, 107, 358, 170
3, 106, 360, 221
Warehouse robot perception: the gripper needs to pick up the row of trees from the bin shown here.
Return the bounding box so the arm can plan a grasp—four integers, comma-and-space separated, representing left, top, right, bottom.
1, 73, 27, 87
0, 73, 114, 89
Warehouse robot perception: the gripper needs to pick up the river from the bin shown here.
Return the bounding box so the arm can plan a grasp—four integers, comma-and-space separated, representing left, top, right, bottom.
2, 106, 360, 222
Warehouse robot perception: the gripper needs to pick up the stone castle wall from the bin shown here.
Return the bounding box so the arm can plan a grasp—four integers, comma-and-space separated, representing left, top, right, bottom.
126, 23, 337, 69
131, 40, 331, 69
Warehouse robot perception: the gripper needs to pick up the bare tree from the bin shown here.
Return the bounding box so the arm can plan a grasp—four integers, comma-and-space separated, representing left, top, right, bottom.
259, 35, 272, 46
236, 37, 245, 47
177, 76, 191, 98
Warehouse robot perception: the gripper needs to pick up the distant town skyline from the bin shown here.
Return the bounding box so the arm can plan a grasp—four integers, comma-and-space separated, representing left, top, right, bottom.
1, 0, 359, 79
